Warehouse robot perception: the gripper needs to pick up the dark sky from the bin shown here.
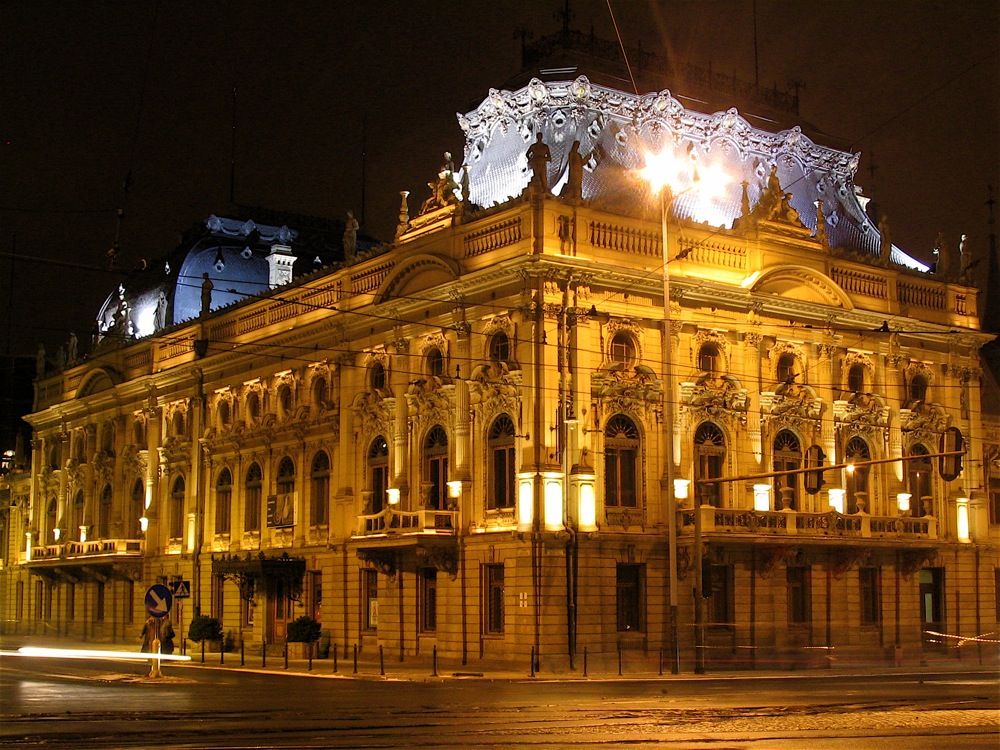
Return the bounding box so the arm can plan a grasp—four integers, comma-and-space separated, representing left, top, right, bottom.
2, 1, 997, 357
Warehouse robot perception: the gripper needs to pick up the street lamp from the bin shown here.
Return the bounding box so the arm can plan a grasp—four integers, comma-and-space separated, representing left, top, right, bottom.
638, 145, 729, 675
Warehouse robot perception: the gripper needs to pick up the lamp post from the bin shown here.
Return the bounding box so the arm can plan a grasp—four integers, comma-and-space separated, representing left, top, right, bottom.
639, 148, 728, 675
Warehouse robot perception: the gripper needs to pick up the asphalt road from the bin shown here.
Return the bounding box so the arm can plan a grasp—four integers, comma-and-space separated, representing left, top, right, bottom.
1, 657, 997, 749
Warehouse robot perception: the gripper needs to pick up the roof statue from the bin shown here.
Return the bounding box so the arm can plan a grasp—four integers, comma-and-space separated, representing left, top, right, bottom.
343, 210, 359, 262
66, 331, 78, 365
564, 140, 584, 201
527, 132, 551, 192
200, 273, 214, 317
154, 291, 168, 331
395, 191, 410, 240
419, 152, 462, 216
814, 199, 827, 247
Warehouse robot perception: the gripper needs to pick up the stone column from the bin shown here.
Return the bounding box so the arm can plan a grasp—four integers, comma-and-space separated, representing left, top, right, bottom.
454, 322, 472, 482
743, 331, 763, 466
884, 353, 905, 485
390, 338, 410, 505
817, 343, 838, 515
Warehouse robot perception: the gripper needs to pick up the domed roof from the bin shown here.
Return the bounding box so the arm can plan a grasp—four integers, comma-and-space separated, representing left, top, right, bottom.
95, 210, 372, 344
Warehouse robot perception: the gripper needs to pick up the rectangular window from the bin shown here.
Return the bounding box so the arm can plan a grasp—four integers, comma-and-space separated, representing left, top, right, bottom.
484, 564, 504, 635
67, 583, 76, 621
989, 478, 1000, 526
859, 567, 881, 625
362, 569, 378, 631
708, 564, 734, 626
34, 579, 44, 620
616, 563, 644, 632
125, 581, 134, 625
96, 582, 106, 622
786, 566, 811, 625
211, 574, 225, 622
44, 581, 53, 621
245, 483, 262, 532
419, 568, 437, 632
215, 488, 231, 535
491, 445, 515, 509
370, 465, 388, 514
306, 571, 322, 622
16, 581, 24, 620
242, 595, 255, 627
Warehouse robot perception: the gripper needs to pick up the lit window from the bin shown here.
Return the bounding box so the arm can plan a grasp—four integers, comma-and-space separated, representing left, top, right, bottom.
694, 422, 726, 507
368, 437, 389, 514
772, 430, 802, 510
423, 426, 449, 510
845, 436, 871, 513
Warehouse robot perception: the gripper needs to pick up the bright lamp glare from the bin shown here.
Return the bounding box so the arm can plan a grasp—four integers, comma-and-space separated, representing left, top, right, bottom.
638, 148, 684, 194
693, 161, 729, 199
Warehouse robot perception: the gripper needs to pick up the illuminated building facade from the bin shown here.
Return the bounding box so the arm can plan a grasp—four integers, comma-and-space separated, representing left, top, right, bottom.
1, 77, 997, 671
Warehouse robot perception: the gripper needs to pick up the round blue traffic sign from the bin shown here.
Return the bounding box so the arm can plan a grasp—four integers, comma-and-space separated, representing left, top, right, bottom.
145, 584, 173, 618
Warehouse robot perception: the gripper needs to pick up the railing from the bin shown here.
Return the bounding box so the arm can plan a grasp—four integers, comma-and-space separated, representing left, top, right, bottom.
355, 507, 457, 537
679, 506, 936, 540
898, 280, 946, 311
464, 217, 522, 256
29, 538, 144, 561
589, 222, 661, 256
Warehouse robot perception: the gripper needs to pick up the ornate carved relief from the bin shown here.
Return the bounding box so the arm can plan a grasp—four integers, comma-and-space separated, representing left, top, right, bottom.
468, 362, 521, 424
679, 374, 749, 428
591, 367, 662, 424
406, 379, 455, 434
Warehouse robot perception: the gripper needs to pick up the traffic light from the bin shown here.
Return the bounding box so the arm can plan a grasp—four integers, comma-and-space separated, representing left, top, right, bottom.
939, 427, 964, 482
804, 445, 826, 495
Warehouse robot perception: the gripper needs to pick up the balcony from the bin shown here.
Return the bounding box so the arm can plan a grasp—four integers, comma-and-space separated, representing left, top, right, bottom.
25, 538, 144, 581
354, 507, 457, 538
679, 506, 937, 541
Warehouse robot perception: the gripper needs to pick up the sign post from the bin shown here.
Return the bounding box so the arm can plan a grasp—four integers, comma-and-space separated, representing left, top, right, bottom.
144, 584, 173, 678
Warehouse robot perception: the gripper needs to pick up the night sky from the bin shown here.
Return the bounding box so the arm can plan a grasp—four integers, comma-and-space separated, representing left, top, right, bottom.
2, 1, 997, 358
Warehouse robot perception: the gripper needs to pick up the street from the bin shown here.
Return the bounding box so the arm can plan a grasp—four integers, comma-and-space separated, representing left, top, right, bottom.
1, 655, 997, 748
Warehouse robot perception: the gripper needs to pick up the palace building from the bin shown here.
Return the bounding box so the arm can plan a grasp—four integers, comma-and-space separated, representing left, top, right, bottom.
1, 74, 998, 671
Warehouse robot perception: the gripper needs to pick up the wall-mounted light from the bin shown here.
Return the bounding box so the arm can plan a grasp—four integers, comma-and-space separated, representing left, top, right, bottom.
517, 472, 534, 532
25, 532, 32, 561
673, 478, 690, 503
139, 516, 149, 533
79, 526, 87, 543
446, 480, 462, 500
542, 471, 564, 532
53, 527, 61, 542
828, 488, 845, 514
845, 463, 856, 475
753, 483, 771, 512
386, 488, 400, 506
896, 492, 912, 514
956, 496, 970, 542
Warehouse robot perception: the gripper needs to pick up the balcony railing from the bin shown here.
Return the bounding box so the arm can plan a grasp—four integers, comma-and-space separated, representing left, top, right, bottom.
679, 506, 937, 540
29, 538, 144, 561
355, 507, 457, 537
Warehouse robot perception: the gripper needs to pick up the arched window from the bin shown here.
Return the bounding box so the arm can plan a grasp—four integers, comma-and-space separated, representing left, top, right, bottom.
488, 414, 516, 510
311, 451, 330, 525
610, 332, 636, 367
695, 422, 726, 507
46, 497, 57, 542
71, 490, 85, 538
370, 362, 387, 391
604, 415, 640, 508
215, 468, 232, 535
424, 426, 449, 510
845, 436, 872, 513
311, 376, 327, 408
489, 332, 510, 364
169, 476, 185, 540
246, 392, 260, 423
426, 347, 445, 378
772, 430, 802, 510
847, 363, 865, 395
244, 463, 262, 532
98, 484, 112, 538
217, 400, 231, 428
698, 343, 721, 375
172, 411, 185, 438
278, 384, 293, 417
129, 479, 144, 537
776, 352, 797, 384
908, 373, 928, 403
132, 420, 145, 446
906, 443, 932, 511
368, 437, 389, 513
277, 456, 295, 496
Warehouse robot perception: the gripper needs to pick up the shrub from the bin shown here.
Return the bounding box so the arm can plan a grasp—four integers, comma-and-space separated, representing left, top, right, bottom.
286, 615, 321, 643
188, 615, 223, 643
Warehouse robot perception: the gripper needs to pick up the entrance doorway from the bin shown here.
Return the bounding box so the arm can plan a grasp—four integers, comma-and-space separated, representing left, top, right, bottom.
918, 568, 945, 650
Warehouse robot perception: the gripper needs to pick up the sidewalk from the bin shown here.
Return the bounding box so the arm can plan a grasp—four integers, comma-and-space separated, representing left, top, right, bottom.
4, 633, 997, 683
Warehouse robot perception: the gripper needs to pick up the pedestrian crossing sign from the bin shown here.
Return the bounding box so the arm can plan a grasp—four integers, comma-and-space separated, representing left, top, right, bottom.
171, 579, 191, 599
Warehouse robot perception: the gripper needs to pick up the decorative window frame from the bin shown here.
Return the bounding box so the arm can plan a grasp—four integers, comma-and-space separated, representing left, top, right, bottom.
692, 330, 729, 374
604, 319, 643, 368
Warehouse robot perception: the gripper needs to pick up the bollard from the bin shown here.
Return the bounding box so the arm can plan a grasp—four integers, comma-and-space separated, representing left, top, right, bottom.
201, 640, 206, 664
240, 638, 245, 666
262, 639, 267, 668
353, 643, 358, 674
220, 640, 225, 665
432, 645, 438, 677
284, 640, 289, 670
308, 641, 313, 671
583, 646, 588, 677
530, 646, 535, 678
617, 641, 622, 676
658, 648, 662, 676
379, 645, 385, 676
333, 644, 338, 673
